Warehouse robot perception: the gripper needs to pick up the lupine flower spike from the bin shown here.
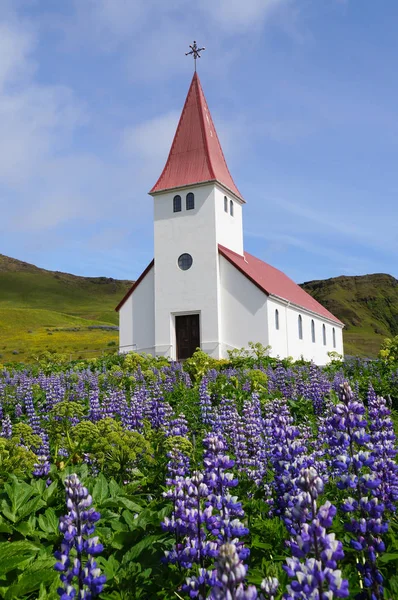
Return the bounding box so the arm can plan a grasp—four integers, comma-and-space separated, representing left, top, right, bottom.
55, 474, 106, 599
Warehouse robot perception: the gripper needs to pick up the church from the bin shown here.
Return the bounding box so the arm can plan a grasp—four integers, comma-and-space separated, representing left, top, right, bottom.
116, 68, 344, 365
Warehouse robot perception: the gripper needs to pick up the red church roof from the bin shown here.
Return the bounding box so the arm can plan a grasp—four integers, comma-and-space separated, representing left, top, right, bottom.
219, 245, 343, 325
150, 72, 244, 202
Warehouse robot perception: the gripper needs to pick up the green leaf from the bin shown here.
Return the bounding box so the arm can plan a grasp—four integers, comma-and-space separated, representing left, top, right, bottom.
4, 557, 57, 599
97, 554, 120, 580
17, 496, 46, 521
1, 502, 16, 524
0, 520, 12, 534
379, 553, 398, 563
38, 508, 59, 535
93, 474, 109, 505
108, 479, 121, 497
42, 481, 58, 503
121, 509, 138, 529
0, 541, 39, 575
13, 520, 35, 537
122, 534, 162, 562
4, 479, 36, 514
111, 497, 143, 513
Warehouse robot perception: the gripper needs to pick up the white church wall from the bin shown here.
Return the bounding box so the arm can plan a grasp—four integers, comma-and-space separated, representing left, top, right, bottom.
119, 267, 155, 355
119, 294, 134, 353
153, 184, 222, 359
214, 185, 244, 256
219, 255, 268, 358
267, 296, 344, 365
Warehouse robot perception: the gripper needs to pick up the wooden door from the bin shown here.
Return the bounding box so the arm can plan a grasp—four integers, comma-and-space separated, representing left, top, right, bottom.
175, 314, 200, 360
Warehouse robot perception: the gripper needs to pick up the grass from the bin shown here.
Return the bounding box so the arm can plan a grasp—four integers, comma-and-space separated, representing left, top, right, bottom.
0, 308, 119, 363
0, 255, 132, 363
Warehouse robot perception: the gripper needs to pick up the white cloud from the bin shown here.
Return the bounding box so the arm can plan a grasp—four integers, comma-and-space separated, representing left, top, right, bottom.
122, 110, 180, 164
201, 0, 288, 32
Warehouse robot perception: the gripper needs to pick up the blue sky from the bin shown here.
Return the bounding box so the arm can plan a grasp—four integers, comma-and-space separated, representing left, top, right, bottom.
0, 0, 397, 284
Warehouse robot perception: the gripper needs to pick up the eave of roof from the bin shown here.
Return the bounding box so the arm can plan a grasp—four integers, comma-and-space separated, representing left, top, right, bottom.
218, 245, 344, 326
115, 259, 154, 312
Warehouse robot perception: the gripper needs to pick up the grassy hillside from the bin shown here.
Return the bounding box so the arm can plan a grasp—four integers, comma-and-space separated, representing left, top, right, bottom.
301, 273, 398, 357
0, 255, 133, 363
1, 253, 396, 362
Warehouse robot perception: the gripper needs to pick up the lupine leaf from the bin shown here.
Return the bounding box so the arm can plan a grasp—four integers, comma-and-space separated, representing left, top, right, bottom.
4, 557, 57, 599
93, 473, 109, 504
0, 541, 39, 575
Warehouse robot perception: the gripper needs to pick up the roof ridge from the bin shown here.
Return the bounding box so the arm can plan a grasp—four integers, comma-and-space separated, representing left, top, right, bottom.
194, 73, 216, 181
196, 78, 243, 201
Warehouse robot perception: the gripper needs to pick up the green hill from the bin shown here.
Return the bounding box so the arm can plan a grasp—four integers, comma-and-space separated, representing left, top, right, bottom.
0, 254, 133, 363
1, 253, 396, 362
301, 273, 398, 357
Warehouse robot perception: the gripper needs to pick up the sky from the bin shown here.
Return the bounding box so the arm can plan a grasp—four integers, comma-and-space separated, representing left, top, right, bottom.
0, 0, 397, 284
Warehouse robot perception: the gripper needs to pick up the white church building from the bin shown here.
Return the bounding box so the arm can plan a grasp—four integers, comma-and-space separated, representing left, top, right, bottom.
116, 72, 344, 365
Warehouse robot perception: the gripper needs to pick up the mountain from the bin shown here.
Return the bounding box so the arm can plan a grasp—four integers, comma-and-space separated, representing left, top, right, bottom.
301, 273, 398, 357
0, 254, 133, 363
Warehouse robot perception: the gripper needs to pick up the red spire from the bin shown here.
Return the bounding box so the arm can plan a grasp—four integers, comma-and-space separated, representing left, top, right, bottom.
150, 72, 244, 201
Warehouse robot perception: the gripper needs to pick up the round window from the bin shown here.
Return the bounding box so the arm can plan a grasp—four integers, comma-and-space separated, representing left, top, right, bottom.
178, 253, 193, 271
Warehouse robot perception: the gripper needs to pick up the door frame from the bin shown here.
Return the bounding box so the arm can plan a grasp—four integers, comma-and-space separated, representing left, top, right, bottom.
171, 311, 201, 361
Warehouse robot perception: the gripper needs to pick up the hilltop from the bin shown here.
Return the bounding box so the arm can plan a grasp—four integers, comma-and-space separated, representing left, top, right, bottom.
301, 273, 398, 357
0, 254, 133, 363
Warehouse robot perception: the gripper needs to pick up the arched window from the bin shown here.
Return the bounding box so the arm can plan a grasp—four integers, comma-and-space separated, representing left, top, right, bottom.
224, 196, 228, 212
230, 199, 234, 216
275, 309, 279, 330
173, 195, 181, 212
311, 319, 315, 343
298, 315, 303, 340
186, 192, 195, 210
333, 327, 336, 348
323, 324, 327, 346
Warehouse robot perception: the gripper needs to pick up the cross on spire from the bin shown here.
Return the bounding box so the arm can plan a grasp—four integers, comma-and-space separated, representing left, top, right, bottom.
185, 40, 205, 71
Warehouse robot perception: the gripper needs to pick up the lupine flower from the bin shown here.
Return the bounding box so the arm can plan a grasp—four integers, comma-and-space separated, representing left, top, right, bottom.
0, 414, 12, 438
283, 467, 349, 600
209, 542, 257, 600
54, 474, 106, 599
265, 399, 313, 529
326, 382, 388, 598
199, 377, 215, 427
260, 577, 279, 600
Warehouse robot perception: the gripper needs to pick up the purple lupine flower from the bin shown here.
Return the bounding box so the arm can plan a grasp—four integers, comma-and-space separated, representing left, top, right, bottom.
165, 413, 189, 438
33, 433, 51, 477
326, 382, 387, 598
24, 388, 42, 435
0, 414, 12, 439
265, 399, 312, 529
367, 386, 398, 512
199, 377, 214, 427
130, 385, 145, 432
88, 389, 101, 422
209, 542, 257, 599
54, 474, 106, 599
203, 433, 249, 559
15, 402, 23, 418
308, 362, 324, 415
241, 394, 267, 484
260, 577, 279, 600
283, 467, 349, 600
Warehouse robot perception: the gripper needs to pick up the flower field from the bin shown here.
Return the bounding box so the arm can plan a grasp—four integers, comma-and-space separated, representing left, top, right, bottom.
1, 349, 398, 599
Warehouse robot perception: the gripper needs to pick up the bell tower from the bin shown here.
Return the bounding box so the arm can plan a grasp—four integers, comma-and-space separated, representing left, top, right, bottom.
149, 66, 245, 360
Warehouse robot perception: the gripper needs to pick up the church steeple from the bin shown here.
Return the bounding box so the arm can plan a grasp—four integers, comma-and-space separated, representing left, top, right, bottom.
150, 72, 244, 202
